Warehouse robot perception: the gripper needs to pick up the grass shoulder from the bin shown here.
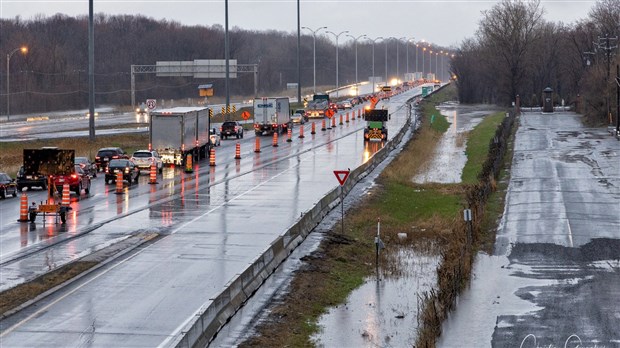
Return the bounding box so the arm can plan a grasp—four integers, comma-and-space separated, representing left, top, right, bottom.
461, 111, 506, 184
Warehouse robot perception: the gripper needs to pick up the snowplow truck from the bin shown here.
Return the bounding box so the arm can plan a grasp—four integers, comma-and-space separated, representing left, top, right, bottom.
363, 109, 389, 142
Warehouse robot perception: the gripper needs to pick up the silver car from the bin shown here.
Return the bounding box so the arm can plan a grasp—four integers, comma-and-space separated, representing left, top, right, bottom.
291, 111, 306, 124
130, 150, 163, 173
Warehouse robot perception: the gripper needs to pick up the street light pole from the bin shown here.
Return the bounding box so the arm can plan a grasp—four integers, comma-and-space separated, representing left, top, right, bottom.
415, 42, 419, 77
429, 50, 435, 80
347, 34, 367, 96
6, 46, 27, 120
405, 37, 414, 78
296, 0, 301, 105
385, 40, 388, 85
435, 52, 439, 81
326, 30, 349, 98
369, 37, 383, 92
302, 26, 327, 94
397, 37, 406, 81
422, 47, 426, 78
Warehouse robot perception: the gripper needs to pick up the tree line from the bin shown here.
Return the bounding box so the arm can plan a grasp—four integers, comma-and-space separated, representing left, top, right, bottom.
1, 14, 448, 115
451, 0, 619, 124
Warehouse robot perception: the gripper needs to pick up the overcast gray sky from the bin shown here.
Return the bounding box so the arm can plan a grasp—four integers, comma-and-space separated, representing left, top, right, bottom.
1, 0, 596, 47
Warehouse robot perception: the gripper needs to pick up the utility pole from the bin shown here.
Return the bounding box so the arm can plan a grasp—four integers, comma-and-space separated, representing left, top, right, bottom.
616, 64, 619, 136
594, 34, 618, 124
88, 0, 95, 140
296, 0, 301, 105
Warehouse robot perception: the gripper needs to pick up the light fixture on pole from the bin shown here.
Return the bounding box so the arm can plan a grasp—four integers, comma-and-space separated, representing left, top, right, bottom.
326, 30, 349, 98
302, 26, 327, 94
346, 34, 367, 96
6, 46, 28, 120
369, 37, 383, 92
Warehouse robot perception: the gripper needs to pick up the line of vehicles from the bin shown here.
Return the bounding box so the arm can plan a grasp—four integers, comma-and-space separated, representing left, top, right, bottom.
3, 85, 403, 202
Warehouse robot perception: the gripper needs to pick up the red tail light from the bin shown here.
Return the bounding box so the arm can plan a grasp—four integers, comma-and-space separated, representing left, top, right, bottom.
71, 174, 77, 179
95, 156, 100, 160
234, 126, 239, 131
105, 167, 109, 173
112, 155, 119, 159
220, 126, 223, 132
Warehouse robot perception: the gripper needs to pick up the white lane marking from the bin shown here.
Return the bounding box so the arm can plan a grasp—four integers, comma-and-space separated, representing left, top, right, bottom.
0, 158, 304, 341
567, 219, 574, 248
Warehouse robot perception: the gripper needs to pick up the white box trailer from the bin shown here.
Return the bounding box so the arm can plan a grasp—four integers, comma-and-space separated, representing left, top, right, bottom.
253, 97, 291, 135
149, 107, 210, 166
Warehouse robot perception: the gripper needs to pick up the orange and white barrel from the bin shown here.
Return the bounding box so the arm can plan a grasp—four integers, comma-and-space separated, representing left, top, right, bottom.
272, 132, 279, 147
209, 148, 216, 166
115, 172, 123, 194
235, 142, 241, 159
254, 137, 261, 153
61, 184, 71, 205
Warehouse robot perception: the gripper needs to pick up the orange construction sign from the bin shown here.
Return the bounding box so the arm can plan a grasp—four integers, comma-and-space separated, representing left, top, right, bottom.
241, 111, 251, 120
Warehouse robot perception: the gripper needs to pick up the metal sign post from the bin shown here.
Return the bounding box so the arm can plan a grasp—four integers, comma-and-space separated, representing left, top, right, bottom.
375, 217, 385, 270
333, 169, 350, 234
464, 208, 473, 247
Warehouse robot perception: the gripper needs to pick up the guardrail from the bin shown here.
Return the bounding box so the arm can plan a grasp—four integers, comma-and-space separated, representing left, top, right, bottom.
169, 92, 419, 348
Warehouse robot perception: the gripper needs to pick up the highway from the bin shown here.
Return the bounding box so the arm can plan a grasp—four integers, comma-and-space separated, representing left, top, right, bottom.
0, 85, 422, 347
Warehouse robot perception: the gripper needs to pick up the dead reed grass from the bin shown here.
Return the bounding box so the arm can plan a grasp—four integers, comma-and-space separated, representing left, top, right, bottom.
0, 133, 149, 176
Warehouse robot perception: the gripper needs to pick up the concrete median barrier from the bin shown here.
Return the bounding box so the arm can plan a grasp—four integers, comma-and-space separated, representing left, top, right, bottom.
170, 98, 417, 348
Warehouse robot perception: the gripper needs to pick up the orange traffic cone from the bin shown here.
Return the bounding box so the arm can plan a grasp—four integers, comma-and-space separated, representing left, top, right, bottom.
149, 164, 158, 184
332, 117, 336, 128
352, 109, 356, 120
311, 122, 316, 134
254, 137, 261, 153
18, 193, 29, 222
272, 132, 279, 147
321, 119, 326, 131
346, 113, 350, 123
61, 184, 71, 206
286, 128, 292, 142
115, 172, 124, 194
209, 148, 216, 166
235, 142, 241, 159
299, 124, 305, 138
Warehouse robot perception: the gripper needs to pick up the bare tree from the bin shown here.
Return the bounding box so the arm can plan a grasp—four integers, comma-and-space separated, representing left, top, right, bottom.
477, 0, 544, 105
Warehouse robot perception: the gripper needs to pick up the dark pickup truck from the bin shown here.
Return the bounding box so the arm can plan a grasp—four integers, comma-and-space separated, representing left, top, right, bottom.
220, 121, 244, 139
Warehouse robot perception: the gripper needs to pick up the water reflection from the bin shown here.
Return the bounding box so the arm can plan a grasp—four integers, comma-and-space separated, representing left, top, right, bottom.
362, 141, 382, 163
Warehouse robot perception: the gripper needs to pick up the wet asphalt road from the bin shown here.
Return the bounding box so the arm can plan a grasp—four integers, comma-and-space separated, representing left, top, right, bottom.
0, 86, 421, 347
439, 112, 620, 347
0, 112, 149, 142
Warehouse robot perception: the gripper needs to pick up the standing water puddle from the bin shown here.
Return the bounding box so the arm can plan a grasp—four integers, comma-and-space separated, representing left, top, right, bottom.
312, 103, 501, 346
312, 248, 440, 347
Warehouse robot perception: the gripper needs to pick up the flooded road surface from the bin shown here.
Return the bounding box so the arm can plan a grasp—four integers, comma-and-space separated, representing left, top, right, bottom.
414, 104, 499, 184
312, 250, 440, 348
438, 112, 620, 347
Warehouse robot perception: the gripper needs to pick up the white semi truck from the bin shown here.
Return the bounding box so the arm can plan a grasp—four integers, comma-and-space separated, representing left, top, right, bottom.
149, 107, 210, 166
253, 97, 292, 136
